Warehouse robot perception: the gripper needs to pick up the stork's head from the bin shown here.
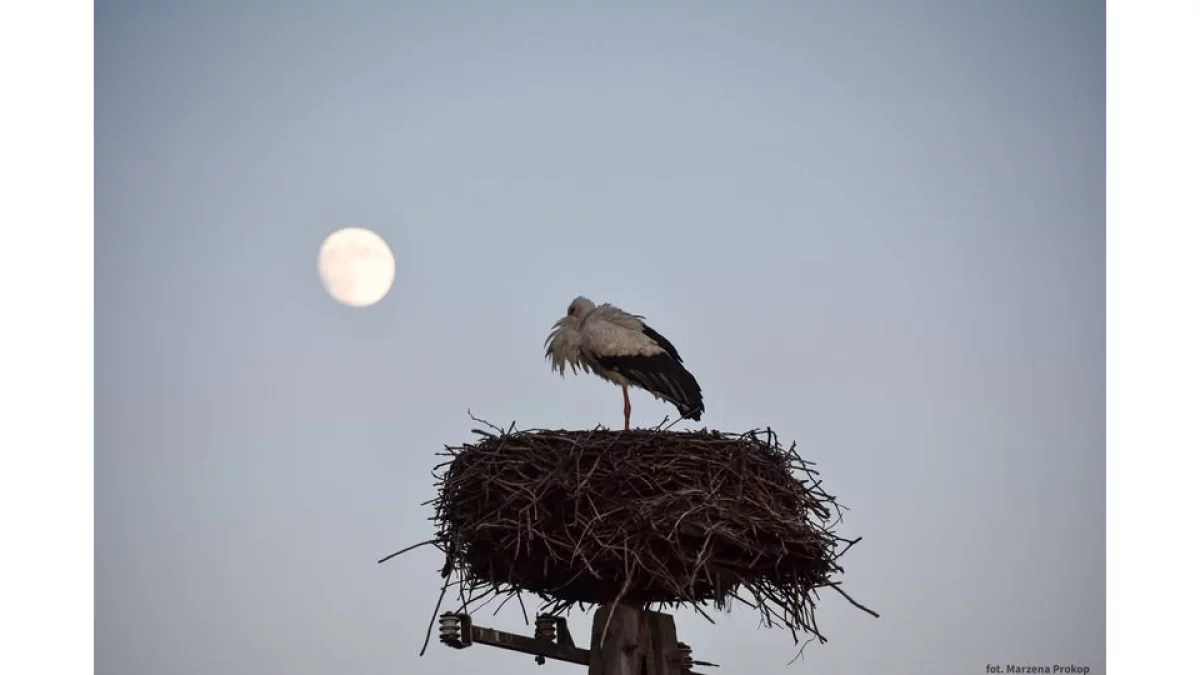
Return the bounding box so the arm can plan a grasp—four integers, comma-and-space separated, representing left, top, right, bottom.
566, 296, 596, 319
545, 296, 596, 375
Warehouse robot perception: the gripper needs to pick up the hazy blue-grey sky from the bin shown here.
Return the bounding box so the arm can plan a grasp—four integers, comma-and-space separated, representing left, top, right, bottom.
96, 2, 1104, 673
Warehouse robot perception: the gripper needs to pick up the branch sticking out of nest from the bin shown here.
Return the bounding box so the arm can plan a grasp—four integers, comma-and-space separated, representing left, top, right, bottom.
385, 418, 877, 647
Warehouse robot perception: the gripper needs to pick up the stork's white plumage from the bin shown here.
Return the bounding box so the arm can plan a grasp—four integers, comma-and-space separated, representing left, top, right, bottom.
544, 296, 704, 430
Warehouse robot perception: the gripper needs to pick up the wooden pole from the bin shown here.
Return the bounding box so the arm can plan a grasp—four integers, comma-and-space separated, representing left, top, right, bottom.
643, 611, 681, 675
588, 604, 682, 675
588, 603, 641, 675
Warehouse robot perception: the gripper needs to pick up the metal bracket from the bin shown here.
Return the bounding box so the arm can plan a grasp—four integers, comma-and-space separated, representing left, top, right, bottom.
438, 612, 590, 666
438, 611, 718, 672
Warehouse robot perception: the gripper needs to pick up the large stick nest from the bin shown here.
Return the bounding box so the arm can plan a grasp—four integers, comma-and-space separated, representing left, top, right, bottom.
409, 420, 876, 645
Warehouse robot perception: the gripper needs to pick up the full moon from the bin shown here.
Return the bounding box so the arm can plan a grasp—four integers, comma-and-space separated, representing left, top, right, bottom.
317, 227, 396, 307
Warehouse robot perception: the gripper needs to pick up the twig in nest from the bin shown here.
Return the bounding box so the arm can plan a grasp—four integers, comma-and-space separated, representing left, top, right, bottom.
378, 539, 436, 565
822, 582, 881, 619
419, 574, 452, 657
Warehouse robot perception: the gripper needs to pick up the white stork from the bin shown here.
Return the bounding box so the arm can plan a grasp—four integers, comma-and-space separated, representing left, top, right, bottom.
544, 296, 705, 430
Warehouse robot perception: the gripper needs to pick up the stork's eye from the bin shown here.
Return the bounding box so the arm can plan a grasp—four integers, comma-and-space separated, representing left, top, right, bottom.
567, 304, 575, 316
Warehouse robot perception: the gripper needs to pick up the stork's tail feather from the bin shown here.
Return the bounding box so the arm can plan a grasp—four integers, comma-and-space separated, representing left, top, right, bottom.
677, 402, 704, 422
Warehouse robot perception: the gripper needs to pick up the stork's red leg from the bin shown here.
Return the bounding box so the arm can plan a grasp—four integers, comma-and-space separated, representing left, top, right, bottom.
622, 384, 631, 431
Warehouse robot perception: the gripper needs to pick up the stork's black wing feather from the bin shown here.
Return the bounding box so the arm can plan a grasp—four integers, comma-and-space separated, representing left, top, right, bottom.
640, 323, 684, 363
596, 351, 705, 421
